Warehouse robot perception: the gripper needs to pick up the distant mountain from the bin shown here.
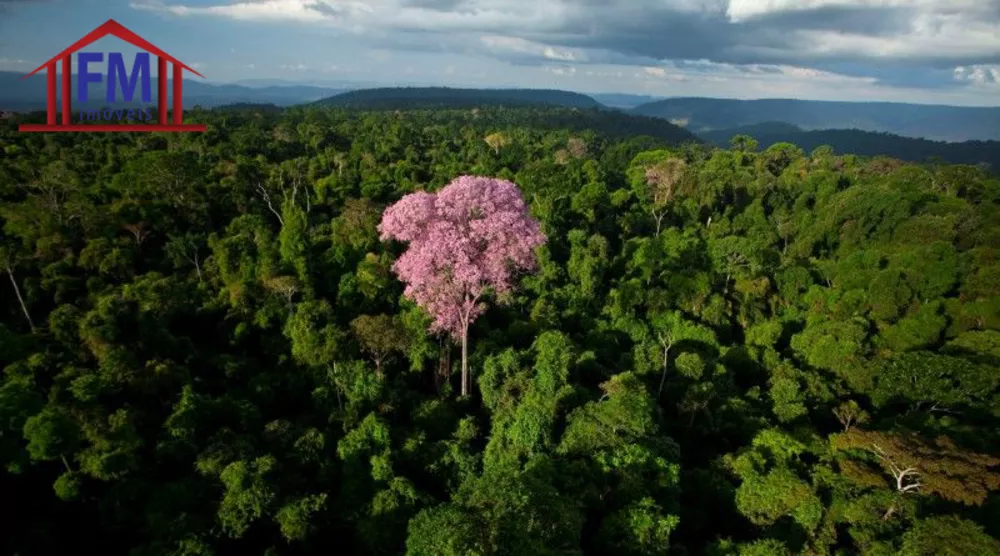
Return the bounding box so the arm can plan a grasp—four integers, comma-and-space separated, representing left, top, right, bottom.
0, 72, 344, 110
211, 102, 283, 112
313, 87, 605, 110
711, 121, 804, 136
590, 93, 664, 109
233, 78, 375, 89
631, 97, 1000, 142
470, 107, 701, 145
700, 123, 1000, 170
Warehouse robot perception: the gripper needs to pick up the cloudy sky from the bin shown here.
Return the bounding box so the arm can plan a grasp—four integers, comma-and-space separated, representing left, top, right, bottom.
1, 0, 999, 105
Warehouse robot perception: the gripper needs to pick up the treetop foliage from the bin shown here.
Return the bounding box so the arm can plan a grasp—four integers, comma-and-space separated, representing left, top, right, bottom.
0, 104, 998, 555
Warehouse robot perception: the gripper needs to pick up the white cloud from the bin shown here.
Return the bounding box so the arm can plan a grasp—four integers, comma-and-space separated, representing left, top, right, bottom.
642, 59, 877, 86
726, 0, 989, 22
130, 0, 366, 23
797, 21, 1000, 62
481, 35, 535, 54
643, 66, 689, 81
132, 1, 1000, 64
546, 65, 576, 76
482, 35, 588, 63
0, 57, 30, 65
543, 47, 577, 62
246, 63, 256, 70
280, 63, 309, 71
770, 65, 877, 83
129, 0, 1000, 105
132, 0, 561, 31
719, 1, 1000, 64
954, 64, 1000, 85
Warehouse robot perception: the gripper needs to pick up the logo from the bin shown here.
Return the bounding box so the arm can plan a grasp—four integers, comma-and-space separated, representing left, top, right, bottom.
19, 19, 207, 133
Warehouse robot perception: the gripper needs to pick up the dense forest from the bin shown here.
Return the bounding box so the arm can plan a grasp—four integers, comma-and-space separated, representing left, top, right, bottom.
699, 123, 1000, 172
1, 105, 999, 556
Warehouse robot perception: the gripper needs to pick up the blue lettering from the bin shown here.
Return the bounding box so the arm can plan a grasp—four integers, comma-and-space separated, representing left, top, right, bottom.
77, 52, 104, 103
106, 52, 151, 103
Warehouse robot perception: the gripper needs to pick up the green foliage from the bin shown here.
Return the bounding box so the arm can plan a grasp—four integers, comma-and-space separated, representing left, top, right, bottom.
735, 468, 823, 530
276, 494, 328, 541
23, 406, 80, 462
598, 497, 680, 556
218, 456, 279, 537
1, 105, 998, 555
901, 515, 1000, 556
52, 470, 82, 500
406, 505, 485, 556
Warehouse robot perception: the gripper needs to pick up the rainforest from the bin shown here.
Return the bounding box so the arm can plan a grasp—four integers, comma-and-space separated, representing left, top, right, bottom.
1, 105, 999, 556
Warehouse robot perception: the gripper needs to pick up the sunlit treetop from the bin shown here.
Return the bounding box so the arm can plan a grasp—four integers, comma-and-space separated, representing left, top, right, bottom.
379, 175, 547, 339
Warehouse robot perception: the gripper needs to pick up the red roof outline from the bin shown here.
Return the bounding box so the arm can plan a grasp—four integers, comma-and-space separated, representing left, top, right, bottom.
23, 19, 205, 80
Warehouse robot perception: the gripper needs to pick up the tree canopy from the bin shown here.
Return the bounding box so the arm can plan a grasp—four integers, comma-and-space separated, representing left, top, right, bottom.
0, 104, 998, 555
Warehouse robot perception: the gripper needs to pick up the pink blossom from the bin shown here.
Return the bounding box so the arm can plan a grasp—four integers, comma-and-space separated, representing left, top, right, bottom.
378, 176, 547, 340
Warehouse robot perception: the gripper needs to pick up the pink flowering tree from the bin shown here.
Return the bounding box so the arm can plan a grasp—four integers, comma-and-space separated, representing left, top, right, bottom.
378, 176, 546, 396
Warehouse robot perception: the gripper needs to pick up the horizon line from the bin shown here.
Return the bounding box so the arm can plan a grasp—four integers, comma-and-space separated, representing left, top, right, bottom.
3, 71, 1000, 109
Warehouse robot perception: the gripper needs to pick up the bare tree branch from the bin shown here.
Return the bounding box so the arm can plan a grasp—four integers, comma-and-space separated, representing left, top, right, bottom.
255, 182, 284, 226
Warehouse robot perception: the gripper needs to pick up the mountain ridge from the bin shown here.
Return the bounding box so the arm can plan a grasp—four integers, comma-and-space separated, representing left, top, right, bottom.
0, 71, 345, 110
311, 86, 606, 110
632, 97, 1000, 142
4, 72, 999, 147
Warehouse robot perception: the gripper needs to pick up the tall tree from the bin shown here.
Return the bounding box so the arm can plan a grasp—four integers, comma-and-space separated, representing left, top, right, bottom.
349, 314, 409, 378
642, 157, 687, 235
378, 176, 546, 396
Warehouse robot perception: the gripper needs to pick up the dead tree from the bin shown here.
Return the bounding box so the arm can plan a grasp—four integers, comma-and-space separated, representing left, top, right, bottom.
2, 250, 35, 332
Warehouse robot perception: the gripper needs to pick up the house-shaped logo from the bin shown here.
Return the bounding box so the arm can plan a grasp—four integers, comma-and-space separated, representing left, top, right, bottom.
19, 19, 207, 133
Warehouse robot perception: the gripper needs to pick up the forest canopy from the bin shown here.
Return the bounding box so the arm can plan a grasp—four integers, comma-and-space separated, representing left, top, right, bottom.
1, 105, 999, 555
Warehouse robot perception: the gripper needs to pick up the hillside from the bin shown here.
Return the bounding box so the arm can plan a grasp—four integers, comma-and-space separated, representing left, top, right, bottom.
0, 72, 344, 110
313, 86, 604, 109
700, 122, 1000, 170
211, 102, 284, 113
423, 106, 701, 144
590, 93, 664, 109
631, 97, 1000, 142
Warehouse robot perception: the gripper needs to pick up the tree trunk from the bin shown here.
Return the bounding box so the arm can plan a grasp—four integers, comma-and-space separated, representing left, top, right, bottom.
6, 266, 35, 332
461, 327, 469, 397
435, 338, 446, 395
333, 362, 344, 413
657, 344, 671, 397
193, 252, 202, 282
